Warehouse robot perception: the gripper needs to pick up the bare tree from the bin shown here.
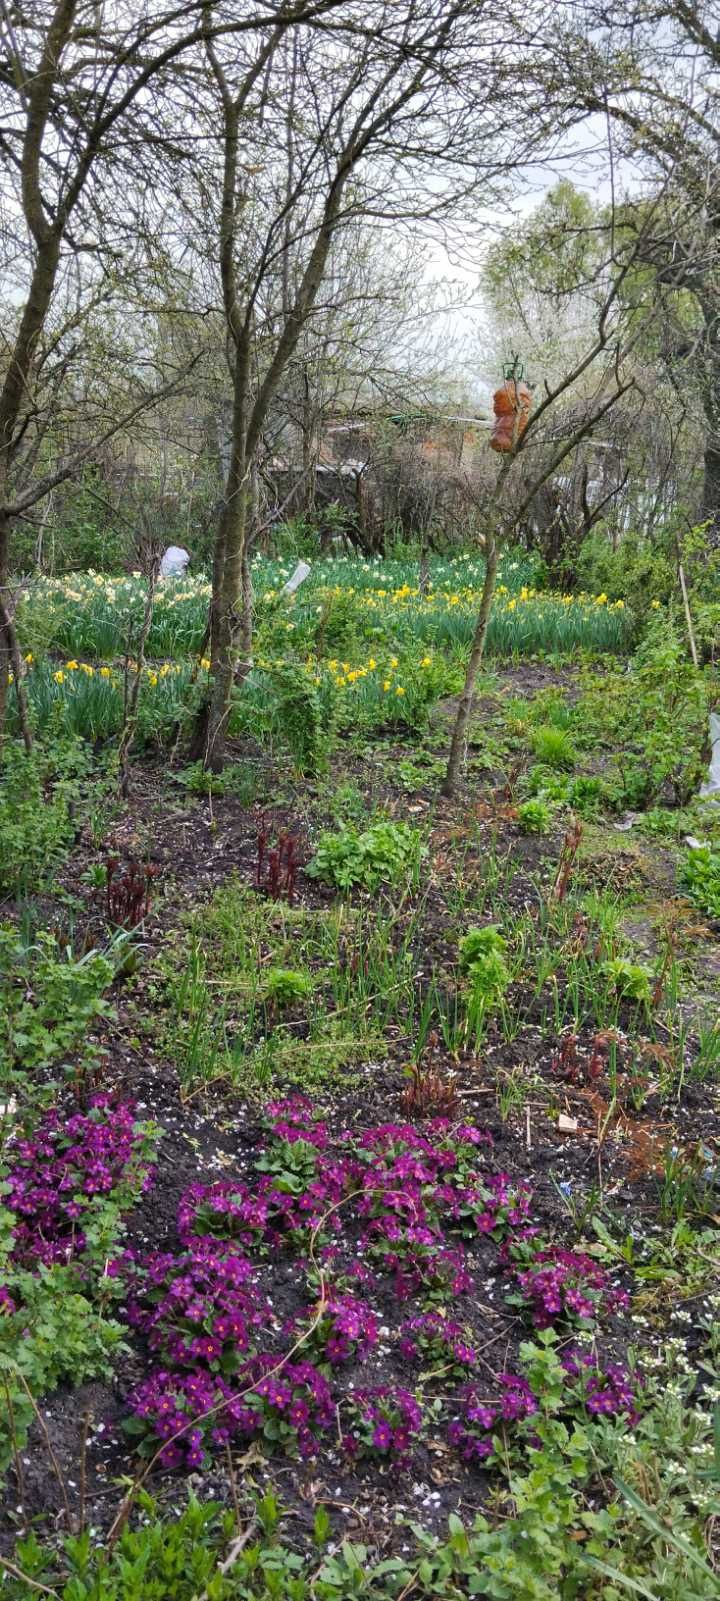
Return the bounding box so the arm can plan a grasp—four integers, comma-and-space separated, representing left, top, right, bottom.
183, 0, 554, 768
0, 0, 348, 741
442, 206, 666, 797
553, 0, 720, 530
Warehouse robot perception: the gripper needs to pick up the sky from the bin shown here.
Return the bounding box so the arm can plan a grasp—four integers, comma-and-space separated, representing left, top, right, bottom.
422, 114, 643, 408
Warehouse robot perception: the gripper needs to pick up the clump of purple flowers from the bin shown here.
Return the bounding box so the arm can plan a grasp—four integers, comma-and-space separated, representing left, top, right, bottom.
114, 1103, 638, 1481
307, 1292, 378, 1366
343, 1385, 424, 1464
128, 1367, 234, 1470
3, 1096, 153, 1267
129, 1355, 335, 1467
448, 1375, 538, 1464
177, 1169, 348, 1253
507, 1245, 629, 1329
246, 1356, 336, 1458
368, 1233, 472, 1302
399, 1312, 476, 1374
561, 1346, 641, 1423
354, 1121, 529, 1295
123, 1238, 273, 1371
264, 1097, 331, 1149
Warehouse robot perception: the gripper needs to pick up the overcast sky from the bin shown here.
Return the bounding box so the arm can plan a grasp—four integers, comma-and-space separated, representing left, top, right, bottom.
423, 114, 643, 407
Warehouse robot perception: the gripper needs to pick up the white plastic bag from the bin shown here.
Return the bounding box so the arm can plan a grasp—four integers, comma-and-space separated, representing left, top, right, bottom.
283, 560, 311, 595
700, 712, 720, 798
160, 545, 190, 578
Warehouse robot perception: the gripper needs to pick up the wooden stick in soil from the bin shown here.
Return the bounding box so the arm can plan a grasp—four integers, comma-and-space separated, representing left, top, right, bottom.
441, 528, 499, 798
118, 559, 159, 799
678, 559, 699, 669
78, 1406, 91, 1535
194, 1518, 257, 1601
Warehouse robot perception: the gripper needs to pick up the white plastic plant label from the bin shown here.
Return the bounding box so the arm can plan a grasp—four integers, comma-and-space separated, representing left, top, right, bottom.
283, 560, 311, 595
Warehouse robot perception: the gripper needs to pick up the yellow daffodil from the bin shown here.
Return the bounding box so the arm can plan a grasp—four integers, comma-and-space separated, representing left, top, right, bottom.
651, 599, 661, 609
54, 670, 65, 684
147, 672, 158, 687
24, 653, 33, 664
395, 685, 406, 696
595, 593, 608, 605
383, 679, 391, 691
200, 657, 211, 670
100, 666, 111, 679
390, 656, 398, 668
66, 659, 79, 670
421, 655, 432, 667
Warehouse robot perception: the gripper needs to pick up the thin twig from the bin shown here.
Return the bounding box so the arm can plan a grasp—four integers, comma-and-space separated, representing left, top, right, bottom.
0, 1554, 60, 1596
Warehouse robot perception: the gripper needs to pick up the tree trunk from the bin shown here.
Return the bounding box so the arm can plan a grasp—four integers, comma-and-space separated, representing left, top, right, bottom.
0, 511, 10, 750
239, 544, 253, 672
700, 433, 720, 544
441, 532, 499, 799
202, 477, 250, 771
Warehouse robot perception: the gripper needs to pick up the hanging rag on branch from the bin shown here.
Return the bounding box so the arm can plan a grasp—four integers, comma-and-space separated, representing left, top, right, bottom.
489, 359, 532, 453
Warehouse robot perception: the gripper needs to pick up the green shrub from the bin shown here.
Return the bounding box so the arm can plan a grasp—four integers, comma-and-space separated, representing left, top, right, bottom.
527, 765, 571, 802
574, 527, 674, 611
681, 847, 720, 920
459, 926, 510, 1032
307, 819, 424, 892
0, 743, 78, 894
531, 725, 576, 769
602, 957, 652, 1003
3, 1494, 246, 1599
234, 664, 331, 773
459, 925, 507, 969
631, 620, 709, 805
0, 1265, 126, 1473
0, 929, 116, 1085
568, 775, 606, 817
517, 798, 552, 833
262, 967, 315, 1007
579, 620, 709, 809
175, 760, 264, 805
